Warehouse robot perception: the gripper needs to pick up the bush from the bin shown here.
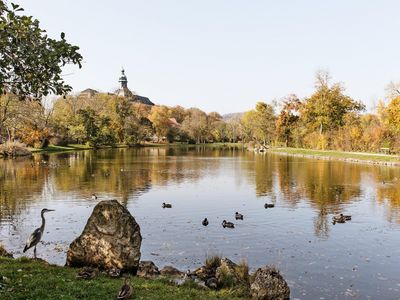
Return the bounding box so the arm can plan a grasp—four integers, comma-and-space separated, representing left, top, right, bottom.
50, 136, 69, 147
235, 260, 249, 283
0, 141, 32, 157
205, 255, 222, 270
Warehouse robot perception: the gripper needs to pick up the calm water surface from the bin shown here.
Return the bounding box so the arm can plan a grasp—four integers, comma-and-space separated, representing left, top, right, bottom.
1, 147, 400, 299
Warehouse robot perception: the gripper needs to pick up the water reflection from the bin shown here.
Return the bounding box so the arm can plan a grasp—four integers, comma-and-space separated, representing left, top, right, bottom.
1, 147, 400, 299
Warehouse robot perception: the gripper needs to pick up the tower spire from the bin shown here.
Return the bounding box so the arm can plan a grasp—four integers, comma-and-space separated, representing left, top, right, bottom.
118, 68, 128, 88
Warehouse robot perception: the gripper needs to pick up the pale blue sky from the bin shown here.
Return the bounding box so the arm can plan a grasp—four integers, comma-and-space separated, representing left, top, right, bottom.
17, 0, 400, 113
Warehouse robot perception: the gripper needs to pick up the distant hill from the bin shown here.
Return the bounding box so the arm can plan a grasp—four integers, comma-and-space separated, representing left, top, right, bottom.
222, 112, 245, 120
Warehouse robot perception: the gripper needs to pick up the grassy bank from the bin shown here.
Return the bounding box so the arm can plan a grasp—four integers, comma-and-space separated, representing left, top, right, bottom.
29, 142, 244, 154
269, 147, 400, 164
30, 144, 92, 153
0, 257, 247, 300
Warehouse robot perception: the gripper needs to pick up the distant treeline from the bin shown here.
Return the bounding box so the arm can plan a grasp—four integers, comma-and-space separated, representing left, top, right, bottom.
0, 71, 399, 153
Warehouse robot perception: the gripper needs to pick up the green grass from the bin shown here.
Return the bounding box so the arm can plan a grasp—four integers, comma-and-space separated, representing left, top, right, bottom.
270, 147, 400, 163
30, 143, 130, 153
30, 144, 92, 153
0, 257, 248, 300
30, 142, 244, 154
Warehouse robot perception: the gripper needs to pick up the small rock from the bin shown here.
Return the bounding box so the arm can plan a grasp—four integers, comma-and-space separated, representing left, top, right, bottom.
160, 266, 184, 277
194, 266, 212, 280
137, 261, 160, 278
205, 277, 218, 289
250, 266, 290, 300
0, 244, 13, 258
215, 257, 246, 287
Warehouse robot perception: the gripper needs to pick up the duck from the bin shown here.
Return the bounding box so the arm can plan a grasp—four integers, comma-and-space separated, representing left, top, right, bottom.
117, 278, 133, 299
91, 193, 98, 200
202, 218, 209, 226
264, 203, 275, 208
108, 267, 121, 278
342, 214, 352, 221
162, 203, 172, 208
332, 213, 350, 224
235, 212, 244, 220
222, 220, 235, 228
76, 267, 97, 280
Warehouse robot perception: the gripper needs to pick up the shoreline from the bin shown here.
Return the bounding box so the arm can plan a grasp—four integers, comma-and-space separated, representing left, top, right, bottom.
28, 142, 244, 154
0, 257, 246, 299
268, 147, 400, 167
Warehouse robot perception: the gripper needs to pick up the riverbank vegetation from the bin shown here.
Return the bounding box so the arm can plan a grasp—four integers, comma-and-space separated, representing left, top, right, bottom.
0, 257, 247, 300
1, 71, 399, 156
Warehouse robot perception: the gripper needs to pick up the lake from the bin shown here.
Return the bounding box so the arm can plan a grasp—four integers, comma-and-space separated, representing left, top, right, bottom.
1, 146, 400, 299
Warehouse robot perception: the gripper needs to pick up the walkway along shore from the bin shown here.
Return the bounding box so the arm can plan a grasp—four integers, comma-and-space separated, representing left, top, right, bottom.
268, 147, 400, 167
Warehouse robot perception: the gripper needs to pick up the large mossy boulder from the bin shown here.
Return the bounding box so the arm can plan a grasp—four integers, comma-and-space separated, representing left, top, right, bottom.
250, 266, 290, 300
66, 200, 142, 274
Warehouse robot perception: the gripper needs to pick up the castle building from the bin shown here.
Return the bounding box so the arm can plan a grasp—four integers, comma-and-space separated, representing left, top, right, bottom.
80, 69, 154, 106
114, 69, 154, 105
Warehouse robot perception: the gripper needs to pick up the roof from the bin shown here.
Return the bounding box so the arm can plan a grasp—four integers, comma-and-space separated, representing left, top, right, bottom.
80, 88, 99, 94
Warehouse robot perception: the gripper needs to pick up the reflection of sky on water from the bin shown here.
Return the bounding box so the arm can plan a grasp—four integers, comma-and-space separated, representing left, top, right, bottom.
1, 147, 400, 299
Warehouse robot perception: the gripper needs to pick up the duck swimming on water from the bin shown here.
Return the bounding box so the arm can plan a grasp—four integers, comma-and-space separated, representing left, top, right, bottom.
332, 213, 352, 224
222, 220, 235, 228
235, 212, 244, 220
162, 202, 172, 208
264, 203, 274, 208
202, 218, 209, 226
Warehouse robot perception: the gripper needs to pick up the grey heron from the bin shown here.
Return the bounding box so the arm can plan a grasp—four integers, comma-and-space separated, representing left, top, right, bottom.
23, 208, 55, 258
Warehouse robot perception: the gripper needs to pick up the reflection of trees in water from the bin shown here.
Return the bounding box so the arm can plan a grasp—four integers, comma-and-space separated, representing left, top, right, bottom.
275, 155, 302, 207
372, 167, 400, 223
0, 158, 46, 223
0, 147, 240, 221
3, 148, 400, 230
241, 153, 275, 197
274, 155, 363, 237
313, 208, 329, 238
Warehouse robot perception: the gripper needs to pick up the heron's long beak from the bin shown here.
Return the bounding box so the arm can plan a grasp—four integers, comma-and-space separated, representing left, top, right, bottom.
47, 209, 55, 212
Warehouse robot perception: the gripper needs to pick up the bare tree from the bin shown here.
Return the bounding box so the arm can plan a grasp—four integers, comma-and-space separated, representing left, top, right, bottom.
385, 81, 400, 100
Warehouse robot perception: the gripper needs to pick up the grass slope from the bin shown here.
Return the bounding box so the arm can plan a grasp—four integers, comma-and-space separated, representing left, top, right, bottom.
0, 258, 247, 300
270, 147, 400, 163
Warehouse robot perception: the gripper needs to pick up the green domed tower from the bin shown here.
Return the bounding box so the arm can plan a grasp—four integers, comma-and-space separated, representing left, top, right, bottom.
118, 69, 128, 88
115, 68, 154, 106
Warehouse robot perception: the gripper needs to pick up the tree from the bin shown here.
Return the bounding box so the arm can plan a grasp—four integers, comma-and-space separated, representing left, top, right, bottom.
148, 105, 172, 142
208, 112, 225, 142
385, 81, 400, 100
242, 102, 276, 145
301, 71, 365, 134
384, 96, 400, 152
276, 94, 301, 147
385, 96, 400, 135
0, 1, 83, 98
181, 108, 209, 143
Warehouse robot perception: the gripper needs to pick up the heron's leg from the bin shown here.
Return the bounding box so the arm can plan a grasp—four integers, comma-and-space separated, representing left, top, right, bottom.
34, 246, 37, 259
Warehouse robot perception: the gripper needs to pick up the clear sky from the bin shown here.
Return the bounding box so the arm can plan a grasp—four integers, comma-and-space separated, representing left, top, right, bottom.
16, 0, 400, 114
